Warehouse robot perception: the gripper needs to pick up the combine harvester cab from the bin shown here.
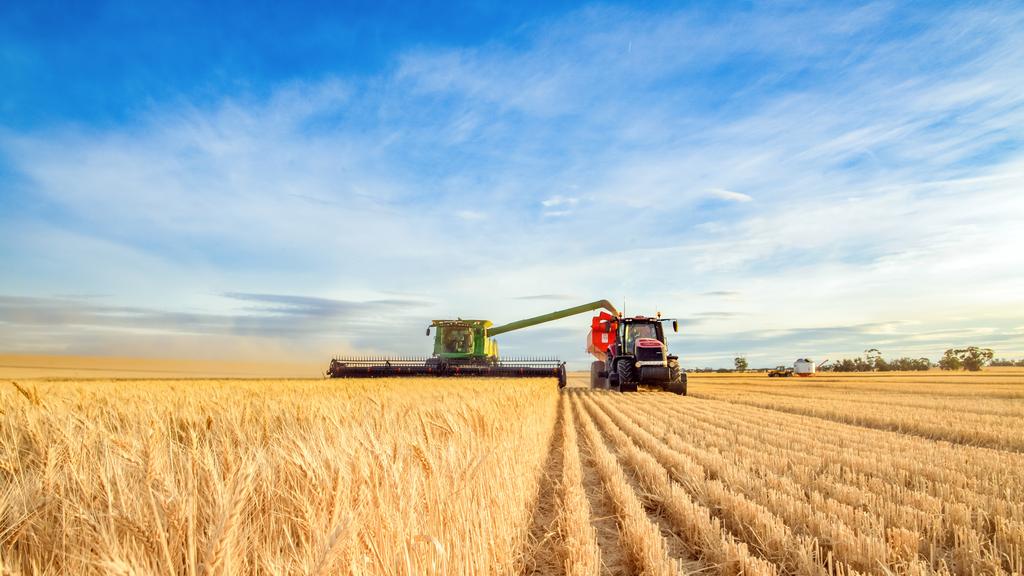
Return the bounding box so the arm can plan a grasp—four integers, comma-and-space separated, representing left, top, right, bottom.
587, 311, 687, 395
327, 300, 622, 388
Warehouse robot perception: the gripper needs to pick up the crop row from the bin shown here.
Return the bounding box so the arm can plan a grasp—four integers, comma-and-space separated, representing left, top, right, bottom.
691, 387, 1024, 451
594, 390, 1024, 575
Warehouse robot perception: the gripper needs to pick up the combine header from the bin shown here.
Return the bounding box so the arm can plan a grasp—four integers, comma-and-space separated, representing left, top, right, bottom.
327, 300, 620, 388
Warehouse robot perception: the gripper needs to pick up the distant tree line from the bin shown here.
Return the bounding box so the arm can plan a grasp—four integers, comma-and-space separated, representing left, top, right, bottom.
692, 347, 1015, 373
820, 346, 1000, 372
825, 356, 932, 372
688, 367, 735, 373
822, 349, 931, 372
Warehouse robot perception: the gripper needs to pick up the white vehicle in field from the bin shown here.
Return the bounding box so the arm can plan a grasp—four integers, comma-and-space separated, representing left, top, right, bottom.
768, 358, 829, 377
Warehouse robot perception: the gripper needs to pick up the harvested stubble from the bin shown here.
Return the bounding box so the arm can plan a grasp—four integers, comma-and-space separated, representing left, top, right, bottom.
555, 395, 601, 576
621, 371, 1024, 576
691, 372, 1024, 450
570, 393, 681, 576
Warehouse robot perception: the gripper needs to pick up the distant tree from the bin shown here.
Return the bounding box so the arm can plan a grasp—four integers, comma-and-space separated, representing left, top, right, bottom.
940, 347, 993, 371
886, 356, 931, 371
734, 356, 748, 372
864, 349, 887, 371
991, 358, 1024, 367
828, 358, 858, 372
961, 347, 994, 371
939, 349, 962, 371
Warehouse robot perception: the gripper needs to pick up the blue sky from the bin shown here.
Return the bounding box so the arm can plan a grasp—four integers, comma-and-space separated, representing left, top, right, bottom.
2, 1, 1023, 368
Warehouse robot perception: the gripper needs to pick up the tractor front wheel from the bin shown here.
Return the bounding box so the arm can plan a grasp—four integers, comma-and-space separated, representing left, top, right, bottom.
617, 360, 638, 392
666, 361, 687, 395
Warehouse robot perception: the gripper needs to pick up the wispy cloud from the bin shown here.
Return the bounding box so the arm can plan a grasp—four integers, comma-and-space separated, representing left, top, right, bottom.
706, 189, 753, 203
540, 195, 580, 217
680, 319, 1024, 367
456, 210, 487, 221
540, 195, 579, 208
512, 294, 577, 301
222, 292, 430, 316
0, 293, 433, 360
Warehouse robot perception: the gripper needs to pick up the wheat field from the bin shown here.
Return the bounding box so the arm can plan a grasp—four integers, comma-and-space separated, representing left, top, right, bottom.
2, 370, 1023, 575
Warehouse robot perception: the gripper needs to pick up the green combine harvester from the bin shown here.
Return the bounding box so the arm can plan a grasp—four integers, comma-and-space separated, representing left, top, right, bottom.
326, 300, 619, 388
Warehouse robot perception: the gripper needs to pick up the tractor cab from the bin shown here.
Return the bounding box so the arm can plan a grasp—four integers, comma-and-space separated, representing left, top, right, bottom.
616, 316, 678, 364
588, 313, 679, 360
621, 318, 664, 351
426, 319, 499, 361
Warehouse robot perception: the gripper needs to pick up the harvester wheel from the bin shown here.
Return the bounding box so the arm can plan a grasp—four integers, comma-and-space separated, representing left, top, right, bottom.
558, 364, 567, 389
666, 361, 687, 395
590, 361, 608, 389
616, 360, 638, 392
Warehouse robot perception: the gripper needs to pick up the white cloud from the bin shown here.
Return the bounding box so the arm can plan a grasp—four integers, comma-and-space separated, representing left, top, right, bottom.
456, 210, 487, 221
542, 210, 573, 218
707, 188, 753, 203
540, 195, 580, 217
540, 195, 579, 208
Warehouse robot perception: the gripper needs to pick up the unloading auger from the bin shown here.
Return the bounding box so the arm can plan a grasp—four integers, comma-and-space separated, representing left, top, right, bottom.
326, 300, 619, 388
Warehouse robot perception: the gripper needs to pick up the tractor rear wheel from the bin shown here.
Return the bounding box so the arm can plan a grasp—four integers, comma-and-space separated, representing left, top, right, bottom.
666, 361, 687, 395
617, 360, 638, 392
590, 361, 607, 389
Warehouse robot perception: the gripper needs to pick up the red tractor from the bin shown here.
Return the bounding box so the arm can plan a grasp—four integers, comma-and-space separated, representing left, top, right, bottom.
587, 311, 687, 395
